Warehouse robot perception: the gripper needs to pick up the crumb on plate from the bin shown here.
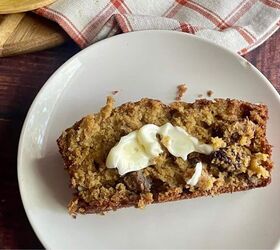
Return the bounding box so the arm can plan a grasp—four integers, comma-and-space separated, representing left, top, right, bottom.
176, 84, 187, 100
207, 90, 213, 97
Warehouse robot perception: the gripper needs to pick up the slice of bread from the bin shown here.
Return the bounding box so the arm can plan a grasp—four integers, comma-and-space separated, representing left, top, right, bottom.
57, 97, 272, 216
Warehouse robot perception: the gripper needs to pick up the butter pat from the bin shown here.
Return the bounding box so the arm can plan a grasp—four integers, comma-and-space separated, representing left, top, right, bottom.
106, 123, 213, 177
158, 123, 212, 160
106, 132, 151, 176
187, 162, 203, 186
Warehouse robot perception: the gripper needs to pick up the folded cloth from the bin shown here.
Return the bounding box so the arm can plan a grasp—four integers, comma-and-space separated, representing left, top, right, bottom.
36, 0, 280, 55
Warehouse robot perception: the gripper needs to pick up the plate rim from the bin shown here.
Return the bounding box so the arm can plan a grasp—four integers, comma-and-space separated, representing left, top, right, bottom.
17, 30, 280, 249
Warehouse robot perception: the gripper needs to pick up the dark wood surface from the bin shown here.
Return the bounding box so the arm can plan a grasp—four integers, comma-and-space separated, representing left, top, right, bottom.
0, 30, 279, 249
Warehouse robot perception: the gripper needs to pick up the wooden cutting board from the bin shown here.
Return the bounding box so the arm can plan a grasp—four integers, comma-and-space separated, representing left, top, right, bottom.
0, 12, 67, 57
0, 0, 57, 14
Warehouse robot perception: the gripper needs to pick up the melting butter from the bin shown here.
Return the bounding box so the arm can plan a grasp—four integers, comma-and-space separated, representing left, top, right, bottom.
106, 123, 213, 185
105, 132, 150, 176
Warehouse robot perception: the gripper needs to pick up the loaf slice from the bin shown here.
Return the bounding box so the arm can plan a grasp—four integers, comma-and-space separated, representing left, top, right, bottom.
57, 97, 272, 216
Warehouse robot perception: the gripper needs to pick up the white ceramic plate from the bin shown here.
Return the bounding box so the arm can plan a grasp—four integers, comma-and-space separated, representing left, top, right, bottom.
18, 31, 280, 249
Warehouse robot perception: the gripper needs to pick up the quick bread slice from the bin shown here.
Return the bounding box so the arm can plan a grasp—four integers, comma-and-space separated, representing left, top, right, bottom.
57, 97, 272, 216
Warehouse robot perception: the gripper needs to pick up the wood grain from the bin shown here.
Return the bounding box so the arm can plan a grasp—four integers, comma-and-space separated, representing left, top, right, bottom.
0, 13, 67, 57
244, 32, 280, 92
0, 0, 57, 14
0, 30, 279, 249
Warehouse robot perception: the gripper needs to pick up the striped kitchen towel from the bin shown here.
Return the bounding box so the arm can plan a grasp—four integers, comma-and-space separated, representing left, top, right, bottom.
36, 0, 280, 55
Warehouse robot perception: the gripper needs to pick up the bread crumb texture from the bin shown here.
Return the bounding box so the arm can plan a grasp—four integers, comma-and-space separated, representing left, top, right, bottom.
57, 97, 272, 215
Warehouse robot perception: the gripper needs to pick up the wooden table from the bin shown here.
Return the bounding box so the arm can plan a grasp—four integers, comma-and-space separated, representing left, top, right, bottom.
0, 30, 279, 249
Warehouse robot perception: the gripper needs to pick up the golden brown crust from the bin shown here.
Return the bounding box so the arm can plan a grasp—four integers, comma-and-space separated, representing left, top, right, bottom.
57, 98, 273, 216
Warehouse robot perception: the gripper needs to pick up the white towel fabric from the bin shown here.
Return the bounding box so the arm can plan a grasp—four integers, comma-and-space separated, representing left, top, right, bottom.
36, 0, 280, 54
